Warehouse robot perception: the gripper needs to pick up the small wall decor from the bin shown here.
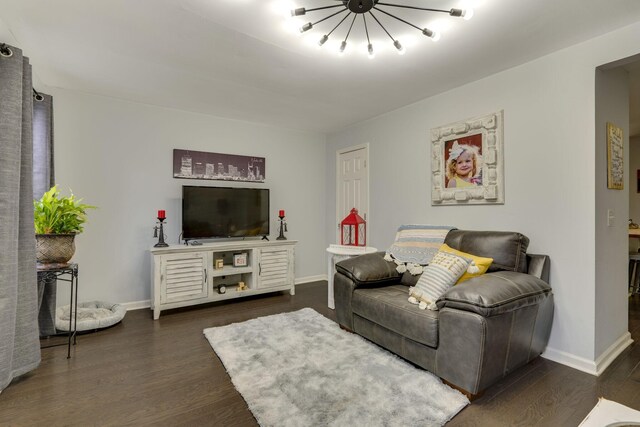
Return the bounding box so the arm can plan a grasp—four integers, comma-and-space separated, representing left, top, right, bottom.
233, 253, 248, 267
607, 122, 623, 190
173, 149, 265, 182
431, 110, 504, 205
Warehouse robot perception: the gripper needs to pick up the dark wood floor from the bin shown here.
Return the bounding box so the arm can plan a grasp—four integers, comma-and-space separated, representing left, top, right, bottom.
1, 282, 639, 426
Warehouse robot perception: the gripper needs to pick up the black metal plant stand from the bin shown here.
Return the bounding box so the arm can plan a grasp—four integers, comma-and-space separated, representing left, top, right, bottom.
277, 215, 288, 240
37, 262, 79, 359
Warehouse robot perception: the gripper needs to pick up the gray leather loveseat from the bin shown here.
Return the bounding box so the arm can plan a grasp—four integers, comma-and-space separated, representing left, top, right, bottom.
334, 230, 554, 397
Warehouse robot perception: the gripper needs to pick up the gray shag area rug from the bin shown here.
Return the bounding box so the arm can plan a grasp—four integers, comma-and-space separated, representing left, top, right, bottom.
203, 308, 468, 427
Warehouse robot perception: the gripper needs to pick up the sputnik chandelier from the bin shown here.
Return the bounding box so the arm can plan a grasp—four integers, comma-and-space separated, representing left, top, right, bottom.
290, 0, 473, 57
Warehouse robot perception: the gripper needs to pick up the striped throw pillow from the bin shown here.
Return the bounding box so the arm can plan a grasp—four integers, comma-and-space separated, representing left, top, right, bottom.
408, 251, 470, 310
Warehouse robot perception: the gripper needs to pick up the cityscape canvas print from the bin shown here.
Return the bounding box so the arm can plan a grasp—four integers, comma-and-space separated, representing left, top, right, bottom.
173, 149, 265, 182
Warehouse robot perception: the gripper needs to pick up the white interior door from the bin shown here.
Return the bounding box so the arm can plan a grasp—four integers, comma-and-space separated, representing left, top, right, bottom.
336, 144, 369, 244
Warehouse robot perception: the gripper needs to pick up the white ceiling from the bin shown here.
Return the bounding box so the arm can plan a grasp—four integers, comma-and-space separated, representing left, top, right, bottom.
1, 0, 640, 134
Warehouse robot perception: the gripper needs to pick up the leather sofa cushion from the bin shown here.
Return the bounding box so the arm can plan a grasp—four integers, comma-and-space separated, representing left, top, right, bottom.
352, 284, 439, 348
444, 230, 529, 273
400, 271, 420, 287
437, 271, 552, 317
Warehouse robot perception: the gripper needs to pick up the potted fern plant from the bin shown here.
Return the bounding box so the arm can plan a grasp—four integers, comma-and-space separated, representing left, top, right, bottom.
34, 185, 96, 264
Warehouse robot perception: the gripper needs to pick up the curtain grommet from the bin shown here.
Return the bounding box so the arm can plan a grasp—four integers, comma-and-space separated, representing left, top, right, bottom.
0, 45, 13, 58
34, 94, 44, 102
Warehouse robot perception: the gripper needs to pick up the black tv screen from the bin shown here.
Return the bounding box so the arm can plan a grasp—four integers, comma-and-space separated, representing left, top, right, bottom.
182, 186, 269, 240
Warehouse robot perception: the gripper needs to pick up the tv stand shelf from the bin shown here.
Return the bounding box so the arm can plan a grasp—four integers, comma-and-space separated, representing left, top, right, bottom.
150, 240, 296, 319
211, 265, 253, 277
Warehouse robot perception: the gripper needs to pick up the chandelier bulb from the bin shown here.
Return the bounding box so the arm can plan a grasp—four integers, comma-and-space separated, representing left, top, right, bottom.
422, 28, 440, 41
462, 8, 474, 20
318, 35, 329, 47
339, 41, 347, 54
393, 40, 405, 55
291, 7, 306, 17
300, 22, 313, 33
368, 43, 375, 59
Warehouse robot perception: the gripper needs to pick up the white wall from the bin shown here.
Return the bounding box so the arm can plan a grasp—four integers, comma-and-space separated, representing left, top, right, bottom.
594, 67, 629, 359
50, 89, 326, 306
630, 136, 640, 230
326, 22, 640, 369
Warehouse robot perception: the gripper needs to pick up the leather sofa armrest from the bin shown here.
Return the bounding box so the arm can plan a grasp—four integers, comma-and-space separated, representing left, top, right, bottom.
436, 271, 552, 317
527, 254, 550, 283
334, 252, 400, 331
335, 252, 401, 287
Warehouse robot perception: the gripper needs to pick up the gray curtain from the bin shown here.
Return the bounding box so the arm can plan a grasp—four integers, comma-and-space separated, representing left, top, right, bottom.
0, 43, 41, 392
32, 93, 54, 200
32, 93, 57, 336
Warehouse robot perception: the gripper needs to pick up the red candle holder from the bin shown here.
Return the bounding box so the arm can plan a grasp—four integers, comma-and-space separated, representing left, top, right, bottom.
154, 216, 169, 247
277, 213, 287, 240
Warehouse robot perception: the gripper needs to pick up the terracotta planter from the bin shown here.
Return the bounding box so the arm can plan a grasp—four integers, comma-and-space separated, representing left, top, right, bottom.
35, 234, 76, 264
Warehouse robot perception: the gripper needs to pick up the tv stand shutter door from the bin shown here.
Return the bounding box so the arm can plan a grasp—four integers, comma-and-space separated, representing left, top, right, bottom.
258, 246, 293, 288
160, 252, 208, 304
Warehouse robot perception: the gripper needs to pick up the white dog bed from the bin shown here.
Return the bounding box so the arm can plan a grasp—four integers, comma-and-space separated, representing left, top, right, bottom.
56, 301, 127, 331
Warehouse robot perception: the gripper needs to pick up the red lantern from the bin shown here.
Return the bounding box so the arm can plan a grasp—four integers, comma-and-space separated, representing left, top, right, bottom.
341, 208, 366, 246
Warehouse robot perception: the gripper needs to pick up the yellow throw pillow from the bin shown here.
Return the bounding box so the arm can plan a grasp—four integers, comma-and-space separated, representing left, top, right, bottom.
439, 243, 493, 283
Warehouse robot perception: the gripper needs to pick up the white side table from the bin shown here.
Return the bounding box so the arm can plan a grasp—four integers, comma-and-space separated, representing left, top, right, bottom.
326, 244, 377, 309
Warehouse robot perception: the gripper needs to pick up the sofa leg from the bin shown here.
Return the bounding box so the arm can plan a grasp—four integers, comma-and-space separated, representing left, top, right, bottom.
339, 325, 354, 333
442, 379, 484, 402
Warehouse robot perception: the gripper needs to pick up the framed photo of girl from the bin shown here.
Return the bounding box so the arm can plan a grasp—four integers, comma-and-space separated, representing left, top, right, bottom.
431, 110, 504, 205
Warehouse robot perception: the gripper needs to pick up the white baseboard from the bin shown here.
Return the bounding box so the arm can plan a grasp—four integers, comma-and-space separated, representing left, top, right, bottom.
121, 300, 151, 310
593, 332, 633, 375
542, 331, 633, 376
542, 347, 599, 375
295, 274, 328, 284
122, 276, 328, 311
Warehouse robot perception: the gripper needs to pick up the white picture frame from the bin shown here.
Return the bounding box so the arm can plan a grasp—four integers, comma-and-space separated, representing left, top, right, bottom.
233, 253, 248, 267
431, 110, 504, 205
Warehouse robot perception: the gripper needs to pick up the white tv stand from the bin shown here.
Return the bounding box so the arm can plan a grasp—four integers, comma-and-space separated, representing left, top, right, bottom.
150, 240, 296, 319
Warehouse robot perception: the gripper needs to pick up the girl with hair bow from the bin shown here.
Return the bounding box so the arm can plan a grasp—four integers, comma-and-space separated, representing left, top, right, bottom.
446, 141, 482, 188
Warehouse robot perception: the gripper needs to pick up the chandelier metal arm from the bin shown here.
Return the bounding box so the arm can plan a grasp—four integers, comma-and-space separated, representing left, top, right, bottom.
292, 4, 345, 17
368, 11, 396, 42
376, 3, 450, 14
311, 7, 349, 26
363, 14, 371, 44
372, 6, 422, 32
327, 11, 353, 36
343, 13, 358, 42
306, 4, 347, 13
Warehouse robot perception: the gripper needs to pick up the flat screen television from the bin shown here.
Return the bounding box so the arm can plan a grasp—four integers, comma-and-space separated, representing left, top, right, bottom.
182, 186, 269, 240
